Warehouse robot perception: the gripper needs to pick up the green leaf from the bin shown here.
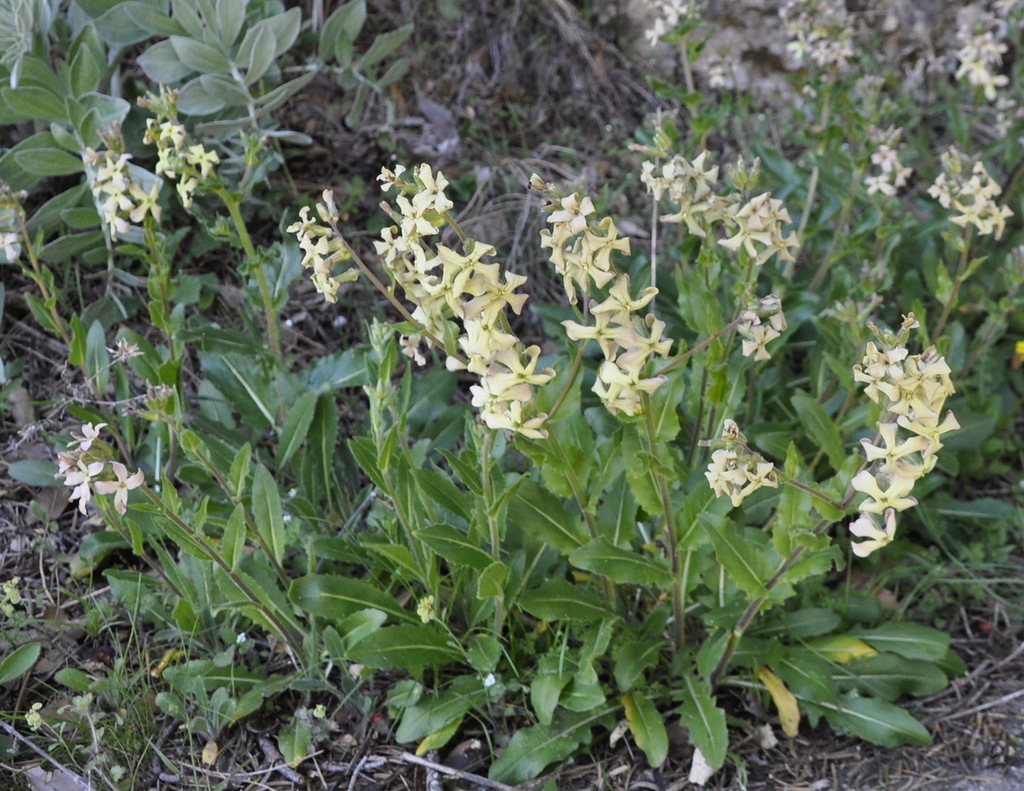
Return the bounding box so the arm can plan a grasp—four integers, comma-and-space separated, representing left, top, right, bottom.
395, 677, 484, 743
8, 459, 58, 486
0, 643, 41, 684
85, 320, 110, 394
507, 479, 587, 553
320, 0, 366, 62
277, 391, 317, 468
213, 0, 246, 47
850, 623, 950, 662
754, 607, 841, 639
358, 23, 413, 71
346, 625, 462, 669
677, 671, 728, 770
477, 560, 507, 599
237, 23, 276, 84
835, 654, 948, 700
13, 148, 84, 177
489, 710, 600, 784
1, 86, 67, 123
700, 514, 769, 597
414, 523, 493, 569
614, 638, 665, 692
818, 693, 931, 747
278, 713, 313, 767
39, 232, 105, 264
221, 505, 247, 571
54, 668, 93, 692
67, 24, 105, 96
416, 717, 463, 756
169, 36, 231, 74
137, 40, 193, 83
251, 465, 285, 566
623, 690, 668, 767
95, 2, 185, 44
290, 574, 410, 624
228, 443, 252, 499
791, 392, 847, 470
518, 578, 617, 623
416, 468, 473, 523
569, 538, 673, 587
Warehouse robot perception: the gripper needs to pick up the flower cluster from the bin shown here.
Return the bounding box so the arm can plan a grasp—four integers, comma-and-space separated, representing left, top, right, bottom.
780, 0, 856, 73
863, 127, 912, 198
703, 419, 779, 508
738, 294, 788, 362
56, 423, 144, 516
139, 88, 220, 209
954, 10, 1009, 102
928, 147, 1012, 239
291, 164, 552, 439
84, 147, 161, 242
849, 315, 959, 556
641, 152, 799, 267
286, 192, 357, 303
533, 176, 673, 417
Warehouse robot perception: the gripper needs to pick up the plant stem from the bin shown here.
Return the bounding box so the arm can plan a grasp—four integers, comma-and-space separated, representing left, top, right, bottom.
218, 188, 282, 359
932, 227, 974, 339
641, 397, 686, 649
480, 429, 506, 635
138, 484, 305, 656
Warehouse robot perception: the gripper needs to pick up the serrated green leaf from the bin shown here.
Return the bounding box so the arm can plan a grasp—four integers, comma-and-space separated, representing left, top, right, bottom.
678, 672, 728, 770
568, 538, 673, 587
700, 513, 768, 597
289, 573, 410, 624
623, 690, 668, 767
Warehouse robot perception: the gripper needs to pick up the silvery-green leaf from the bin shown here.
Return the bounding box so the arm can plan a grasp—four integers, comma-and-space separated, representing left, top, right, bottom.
137, 39, 192, 83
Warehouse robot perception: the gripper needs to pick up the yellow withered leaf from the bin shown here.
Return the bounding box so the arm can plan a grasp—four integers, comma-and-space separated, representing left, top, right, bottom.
757, 667, 800, 737
201, 740, 219, 766
807, 635, 878, 664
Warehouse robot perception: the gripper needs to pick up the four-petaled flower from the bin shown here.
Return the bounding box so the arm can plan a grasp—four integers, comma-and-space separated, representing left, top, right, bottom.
93, 462, 146, 516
